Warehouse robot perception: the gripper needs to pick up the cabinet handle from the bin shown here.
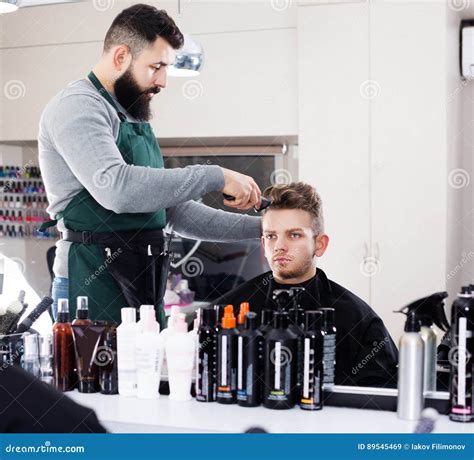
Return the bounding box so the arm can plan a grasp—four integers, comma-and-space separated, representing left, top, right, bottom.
364, 242, 369, 259
374, 242, 380, 259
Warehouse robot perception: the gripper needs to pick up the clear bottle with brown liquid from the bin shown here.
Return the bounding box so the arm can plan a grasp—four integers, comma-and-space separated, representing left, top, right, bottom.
53, 298, 76, 391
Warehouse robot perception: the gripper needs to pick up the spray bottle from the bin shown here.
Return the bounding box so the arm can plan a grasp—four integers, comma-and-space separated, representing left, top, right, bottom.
449, 286, 474, 423
395, 309, 424, 420
216, 305, 238, 404
396, 292, 449, 393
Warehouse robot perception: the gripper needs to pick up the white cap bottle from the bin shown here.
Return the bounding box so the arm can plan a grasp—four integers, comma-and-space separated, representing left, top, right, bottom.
136, 310, 164, 400
117, 307, 139, 397
166, 314, 195, 401
137, 305, 159, 333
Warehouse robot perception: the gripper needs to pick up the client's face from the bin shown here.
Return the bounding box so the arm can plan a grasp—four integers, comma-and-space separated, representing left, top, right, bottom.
262, 209, 327, 284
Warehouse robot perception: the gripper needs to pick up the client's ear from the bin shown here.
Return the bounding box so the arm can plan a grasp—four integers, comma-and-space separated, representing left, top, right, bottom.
315, 234, 329, 257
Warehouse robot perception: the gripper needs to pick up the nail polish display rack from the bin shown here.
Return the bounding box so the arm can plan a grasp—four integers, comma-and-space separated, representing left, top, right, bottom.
0, 165, 58, 240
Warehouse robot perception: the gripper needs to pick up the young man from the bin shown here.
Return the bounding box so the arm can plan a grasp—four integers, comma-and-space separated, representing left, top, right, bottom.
214, 182, 398, 387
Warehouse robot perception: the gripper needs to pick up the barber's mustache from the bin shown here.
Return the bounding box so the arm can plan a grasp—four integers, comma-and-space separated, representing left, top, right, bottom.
142, 87, 160, 95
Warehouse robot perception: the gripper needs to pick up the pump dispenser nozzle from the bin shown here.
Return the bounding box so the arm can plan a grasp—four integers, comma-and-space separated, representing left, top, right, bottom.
238, 302, 250, 326
222, 305, 236, 329
394, 291, 449, 332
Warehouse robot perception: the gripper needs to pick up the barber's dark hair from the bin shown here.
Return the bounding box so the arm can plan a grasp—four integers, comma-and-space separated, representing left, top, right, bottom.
104, 4, 184, 56
263, 182, 325, 235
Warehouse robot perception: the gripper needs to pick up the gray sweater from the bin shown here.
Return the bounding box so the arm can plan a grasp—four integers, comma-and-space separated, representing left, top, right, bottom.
38, 78, 261, 279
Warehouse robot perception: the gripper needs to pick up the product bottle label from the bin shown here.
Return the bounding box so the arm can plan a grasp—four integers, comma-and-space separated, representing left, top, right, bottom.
323, 334, 336, 384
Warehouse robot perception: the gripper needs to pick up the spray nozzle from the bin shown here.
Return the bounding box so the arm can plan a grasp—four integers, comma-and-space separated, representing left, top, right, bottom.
393, 291, 449, 332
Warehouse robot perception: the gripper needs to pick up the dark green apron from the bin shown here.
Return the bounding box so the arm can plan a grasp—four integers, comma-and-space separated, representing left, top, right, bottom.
41, 71, 169, 327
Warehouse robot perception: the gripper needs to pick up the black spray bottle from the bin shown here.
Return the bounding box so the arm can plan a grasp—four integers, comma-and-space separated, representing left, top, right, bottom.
217, 305, 238, 404
237, 312, 264, 407
263, 311, 298, 409
300, 310, 324, 411
196, 307, 217, 402
449, 286, 474, 423
319, 307, 336, 387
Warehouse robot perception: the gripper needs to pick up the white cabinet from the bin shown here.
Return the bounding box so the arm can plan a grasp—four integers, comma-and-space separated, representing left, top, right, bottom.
370, 1, 452, 335
0, 42, 99, 141
297, 3, 371, 303
152, 28, 298, 139
297, 1, 460, 342
0, 29, 297, 141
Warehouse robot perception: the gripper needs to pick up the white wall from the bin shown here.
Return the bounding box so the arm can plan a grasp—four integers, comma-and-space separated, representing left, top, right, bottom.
460, 85, 474, 288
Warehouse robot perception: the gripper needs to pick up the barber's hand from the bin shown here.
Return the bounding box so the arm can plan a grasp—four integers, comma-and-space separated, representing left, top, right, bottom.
221, 168, 261, 210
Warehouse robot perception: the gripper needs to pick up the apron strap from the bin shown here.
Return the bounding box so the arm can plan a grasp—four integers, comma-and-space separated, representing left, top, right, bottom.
88, 71, 127, 122
38, 219, 58, 233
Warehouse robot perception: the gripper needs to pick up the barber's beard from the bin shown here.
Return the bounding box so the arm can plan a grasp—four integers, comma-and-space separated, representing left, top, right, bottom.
272, 256, 315, 282
113, 68, 159, 121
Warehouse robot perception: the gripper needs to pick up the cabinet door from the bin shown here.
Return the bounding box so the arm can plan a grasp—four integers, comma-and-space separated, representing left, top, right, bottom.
297, 3, 371, 303
370, 1, 449, 342
0, 42, 99, 142
151, 28, 298, 139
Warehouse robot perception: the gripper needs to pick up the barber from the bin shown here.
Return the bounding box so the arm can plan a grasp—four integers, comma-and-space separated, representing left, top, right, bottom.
38, 4, 261, 326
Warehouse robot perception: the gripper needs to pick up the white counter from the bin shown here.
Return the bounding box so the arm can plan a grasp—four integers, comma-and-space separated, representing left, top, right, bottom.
68, 392, 473, 434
